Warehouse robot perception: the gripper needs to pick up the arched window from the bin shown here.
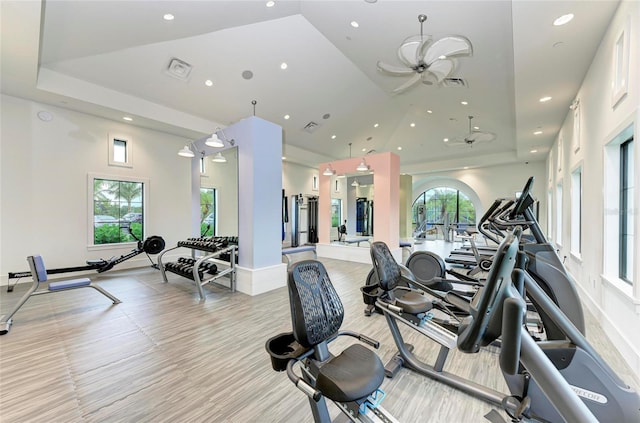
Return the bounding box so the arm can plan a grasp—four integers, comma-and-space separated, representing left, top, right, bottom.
412, 187, 476, 228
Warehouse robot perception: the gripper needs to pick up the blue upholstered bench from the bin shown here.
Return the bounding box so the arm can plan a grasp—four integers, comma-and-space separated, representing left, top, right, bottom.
0, 255, 121, 335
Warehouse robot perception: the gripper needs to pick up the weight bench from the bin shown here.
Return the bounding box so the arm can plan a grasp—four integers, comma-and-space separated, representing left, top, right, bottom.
342, 237, 371, 247
0, 255, 121, 335
282, 246, 317, 267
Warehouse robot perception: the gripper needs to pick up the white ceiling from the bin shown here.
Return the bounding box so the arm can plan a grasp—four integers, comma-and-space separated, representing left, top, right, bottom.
1, 0, 619, 173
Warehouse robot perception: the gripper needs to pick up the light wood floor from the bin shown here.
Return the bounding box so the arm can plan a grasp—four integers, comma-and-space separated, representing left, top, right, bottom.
1, 250, 638, 422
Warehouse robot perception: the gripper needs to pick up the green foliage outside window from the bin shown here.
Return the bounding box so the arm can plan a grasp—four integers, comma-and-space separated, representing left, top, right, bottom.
93, 178, 144, 245
200, 188, 216, 236
412, 187, 476, 229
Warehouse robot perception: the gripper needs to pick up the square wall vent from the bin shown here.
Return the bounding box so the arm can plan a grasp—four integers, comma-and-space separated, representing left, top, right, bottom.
443, 77, 467, 88
166, 58, 193, 81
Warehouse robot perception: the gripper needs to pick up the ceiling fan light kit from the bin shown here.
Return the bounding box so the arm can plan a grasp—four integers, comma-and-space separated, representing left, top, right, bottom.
377, 14, 473, 93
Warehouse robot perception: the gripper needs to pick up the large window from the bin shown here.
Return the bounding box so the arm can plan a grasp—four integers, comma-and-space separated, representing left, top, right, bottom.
570, 167, 582, 257
412, 187, 476, 229
620, 139, 634, 283
201, 187, 216, 236
92, 177, 144, 245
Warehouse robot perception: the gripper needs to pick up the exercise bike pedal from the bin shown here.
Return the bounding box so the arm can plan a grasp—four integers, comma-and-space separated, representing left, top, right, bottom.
384, 344, 414, 378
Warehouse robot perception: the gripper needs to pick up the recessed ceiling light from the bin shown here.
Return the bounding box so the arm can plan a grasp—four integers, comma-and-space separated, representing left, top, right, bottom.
266, 1, 275, 7
473, 126, 479, 130
282, 156, 286, 160
530, 149, 538, 153
534, 130, 543, 135
163, 13, 175, 21
374, 123, 379, 128
331, 135, 336, 139
205, 79, 213, 87
464, 166, 469, 170
123, 116, 133, 121
280, 62, 288, 70
461, 101, 468, 105
427, 110, 433, 114
397, 146, 402, 151
362, 148, 366, 152
350, 21, 359, 28
443, 138, 449, 142
438, 55, 446, 60
284, 114, 290, 120
553, 13, 574, 26
410, 123, 416, 127
539, 96, 552, 102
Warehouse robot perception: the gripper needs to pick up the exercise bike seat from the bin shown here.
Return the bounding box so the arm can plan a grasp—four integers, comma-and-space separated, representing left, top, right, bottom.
316, 343, 385, 402
288, 260, 386, 404
394, 289, 433, 314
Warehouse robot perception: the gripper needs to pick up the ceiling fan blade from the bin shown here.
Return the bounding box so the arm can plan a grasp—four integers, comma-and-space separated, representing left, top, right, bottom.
397, 35, 422, 67
416, 37, 433, 64
376, 61, 415, 76
467, 131, 496, 143
427, 59, 455, 82
424, 36, 473, 65
391, 73, 422, 94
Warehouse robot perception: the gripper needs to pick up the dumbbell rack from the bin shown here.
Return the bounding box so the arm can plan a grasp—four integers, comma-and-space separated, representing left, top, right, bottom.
158, 237, 237, 301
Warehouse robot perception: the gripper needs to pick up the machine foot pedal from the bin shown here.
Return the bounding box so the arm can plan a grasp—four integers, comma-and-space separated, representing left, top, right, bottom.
384, 344, 414, 378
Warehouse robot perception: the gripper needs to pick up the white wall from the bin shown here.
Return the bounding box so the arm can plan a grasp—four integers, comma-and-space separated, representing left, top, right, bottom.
547, 0, 640, 378
0, 94, 193, 282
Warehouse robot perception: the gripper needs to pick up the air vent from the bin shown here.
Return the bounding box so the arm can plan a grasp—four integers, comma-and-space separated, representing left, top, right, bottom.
302, 121, 320, 133
443, 77, 467, 88
166, 58, 193, 81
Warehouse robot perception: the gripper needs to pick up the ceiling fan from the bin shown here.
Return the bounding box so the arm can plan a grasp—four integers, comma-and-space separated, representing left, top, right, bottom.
377, 14, 473, 94
445, 116, 496, 147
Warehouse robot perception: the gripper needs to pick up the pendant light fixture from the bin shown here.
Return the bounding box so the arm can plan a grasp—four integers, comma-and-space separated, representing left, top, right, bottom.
212, 152, 227, 163
205, 132, 224, 148
178, 144, 195, 157
323, 165, 335, 176
356, 159, 369, 172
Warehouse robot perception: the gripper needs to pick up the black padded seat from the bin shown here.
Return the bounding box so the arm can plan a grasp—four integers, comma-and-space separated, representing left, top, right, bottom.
316, 344, 385, 402
395, 291, 433, 314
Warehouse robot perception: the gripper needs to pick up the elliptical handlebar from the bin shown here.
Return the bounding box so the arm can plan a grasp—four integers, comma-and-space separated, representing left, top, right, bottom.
510, 176, 535, 219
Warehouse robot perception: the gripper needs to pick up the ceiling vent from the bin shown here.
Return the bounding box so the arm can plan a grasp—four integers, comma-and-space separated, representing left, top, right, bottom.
166, 58, 193, 81
302, 121, 320, 133
442, 77, 467, 88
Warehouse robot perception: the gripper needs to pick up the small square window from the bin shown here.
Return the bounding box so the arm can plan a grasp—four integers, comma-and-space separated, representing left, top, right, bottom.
113, 139, 127, 163
108, 133, 133, 167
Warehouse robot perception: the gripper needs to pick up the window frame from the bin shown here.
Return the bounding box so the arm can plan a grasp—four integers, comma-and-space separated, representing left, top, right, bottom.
619, 139, 634, 283
570, 165, 582, 259
555, 181, 563, 247
412, 187, 477, 227
108, 133, 133, 168
200, 187, 217, 236
88, 173, 148, 249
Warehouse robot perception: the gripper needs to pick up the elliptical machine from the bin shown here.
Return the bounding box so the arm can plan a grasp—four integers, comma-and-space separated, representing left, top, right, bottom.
457, 228, 640, 422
